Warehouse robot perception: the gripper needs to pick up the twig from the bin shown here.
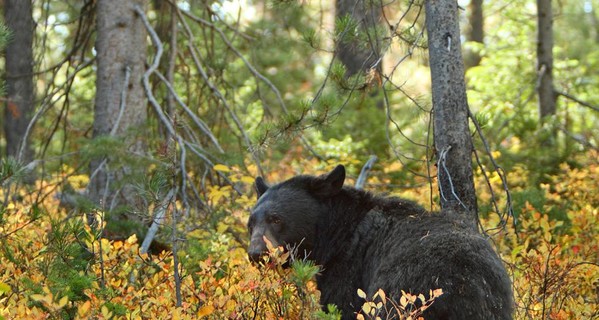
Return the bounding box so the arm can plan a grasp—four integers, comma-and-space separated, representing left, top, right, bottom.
556, 90, 599, 112
111, 66, 132, 136
355, 155, 378, 189
153, 70, 224, 153
140, 187, 177, 254
18, 58, 94, 162
467, 109, 514, 227
178, 8, 287, 113
133, 5, 176, 139
437, 146, 468, 211
557, 125, 598, 150
172, 207, 182, 307
175, 9, 264, 176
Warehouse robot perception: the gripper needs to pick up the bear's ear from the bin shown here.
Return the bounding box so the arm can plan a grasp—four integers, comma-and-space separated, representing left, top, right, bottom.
312, 165, 345, 197
255, 177, 269, 199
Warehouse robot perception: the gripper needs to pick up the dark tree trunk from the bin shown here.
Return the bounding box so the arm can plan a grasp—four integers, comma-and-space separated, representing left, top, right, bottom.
335, 0, 383, 77
3, 0, 34, 163
425, 0, 478, 228
89, 0, 147, 214
464, 0, 484, 69
536, 0, 556, 120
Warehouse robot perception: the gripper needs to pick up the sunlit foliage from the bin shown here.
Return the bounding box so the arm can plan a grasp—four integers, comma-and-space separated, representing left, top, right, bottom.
1, 149, 597, 319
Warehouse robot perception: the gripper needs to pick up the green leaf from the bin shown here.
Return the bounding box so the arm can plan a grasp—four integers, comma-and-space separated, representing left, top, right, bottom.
0, 282, 10, 294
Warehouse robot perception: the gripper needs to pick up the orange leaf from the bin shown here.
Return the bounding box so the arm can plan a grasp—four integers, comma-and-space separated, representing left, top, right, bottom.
198, 305, 214, 318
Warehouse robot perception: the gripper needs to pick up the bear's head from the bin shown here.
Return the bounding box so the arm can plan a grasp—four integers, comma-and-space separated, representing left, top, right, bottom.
247, 165, 346, 264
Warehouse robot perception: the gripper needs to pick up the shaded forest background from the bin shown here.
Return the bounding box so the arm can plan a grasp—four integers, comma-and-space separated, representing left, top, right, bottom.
0, 0, 598, 319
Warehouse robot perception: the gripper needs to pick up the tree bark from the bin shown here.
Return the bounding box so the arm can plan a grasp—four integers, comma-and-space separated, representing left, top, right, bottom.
464, 0, 484, 69
335, 0, 383, 77
536, 0, 556, 120
89, 0, 147, 212
3, 0, 34, 163
425, 0, 477, 228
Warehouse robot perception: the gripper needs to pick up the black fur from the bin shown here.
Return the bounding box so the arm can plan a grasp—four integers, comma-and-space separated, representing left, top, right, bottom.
248, 165, 513, 319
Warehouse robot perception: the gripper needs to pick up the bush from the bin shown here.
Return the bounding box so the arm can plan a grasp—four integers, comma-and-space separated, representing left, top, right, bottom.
1, 153, 597, 319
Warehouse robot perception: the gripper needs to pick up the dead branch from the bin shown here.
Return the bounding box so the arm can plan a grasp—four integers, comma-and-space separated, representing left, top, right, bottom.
556, 90, 599, 112
355, 155, 378, 189
140, 187, 177, 255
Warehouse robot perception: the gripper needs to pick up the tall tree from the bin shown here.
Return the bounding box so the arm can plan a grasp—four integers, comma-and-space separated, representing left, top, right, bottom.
3, 0, 34, 163
425, 0, 477, 228
464, 0, 484, 69
536, 0, 556, 120
89, 0, 148, 215
335, 0, 383, 77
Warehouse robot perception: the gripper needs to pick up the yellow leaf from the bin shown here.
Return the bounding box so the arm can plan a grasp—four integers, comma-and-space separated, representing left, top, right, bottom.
225, 299, 236, 311
197, 305, 214, 318
30, 294, 46, 302
127, 234, 138, 244
357, 288, 367, 299
362, 303, 371, 314
377, 288, 386, 302
58, 295, 69, 308
213, 164, 230, 172
78, 301, 91, 317
101, 305, 113, 318
400, 295, 408, 307
241, 176, 255, 184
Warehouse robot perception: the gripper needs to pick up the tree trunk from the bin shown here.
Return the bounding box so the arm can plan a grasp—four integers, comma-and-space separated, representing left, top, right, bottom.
335, 0, 383, 77
536, 0, 556, 120
425, 0, 478, 228
3, 0, 34, 164
89, 0, 147, 214
590, 4, 599, 44
464, 0, 484, 69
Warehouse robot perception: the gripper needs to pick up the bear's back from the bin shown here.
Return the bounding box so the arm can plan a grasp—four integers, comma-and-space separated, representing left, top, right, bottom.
322, 191, 513, 319
365, 206, 513, 319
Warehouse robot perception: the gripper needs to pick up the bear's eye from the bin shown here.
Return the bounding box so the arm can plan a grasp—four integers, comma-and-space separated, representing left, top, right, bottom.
269, 215, 281, 225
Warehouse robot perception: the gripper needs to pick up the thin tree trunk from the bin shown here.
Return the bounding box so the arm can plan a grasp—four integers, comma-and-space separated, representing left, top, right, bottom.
425, 0, 478, 228
536, 0, 556, 120
335, 0, 383, 77
89, 0, 147, 214
464, 0, 484, 69
4, 0, 34, 164
590, 4, 599, 44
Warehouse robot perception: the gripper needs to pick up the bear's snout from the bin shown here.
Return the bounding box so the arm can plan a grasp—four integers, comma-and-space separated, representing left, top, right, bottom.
248, 249, 265, 264
247, 234, 268, 264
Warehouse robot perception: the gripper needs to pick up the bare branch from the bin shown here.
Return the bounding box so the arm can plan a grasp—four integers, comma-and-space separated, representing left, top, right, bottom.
436, 146, 468, 212
140, 187, 177, 254
468, 109, 514, 230
556, 90, 599, 112
112, 66, 132, 135
355, 155, 378, 189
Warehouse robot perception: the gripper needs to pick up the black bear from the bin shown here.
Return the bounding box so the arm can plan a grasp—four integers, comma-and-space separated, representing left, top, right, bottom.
247, 165, 514, 319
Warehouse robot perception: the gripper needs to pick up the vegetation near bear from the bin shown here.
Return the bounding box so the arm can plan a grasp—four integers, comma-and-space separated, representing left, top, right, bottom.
247, 165, 514, 319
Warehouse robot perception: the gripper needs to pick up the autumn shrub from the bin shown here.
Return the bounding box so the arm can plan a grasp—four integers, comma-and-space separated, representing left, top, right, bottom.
1, 152, 597, 319
354, 288, 443, 320
481, 152, 599, 319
